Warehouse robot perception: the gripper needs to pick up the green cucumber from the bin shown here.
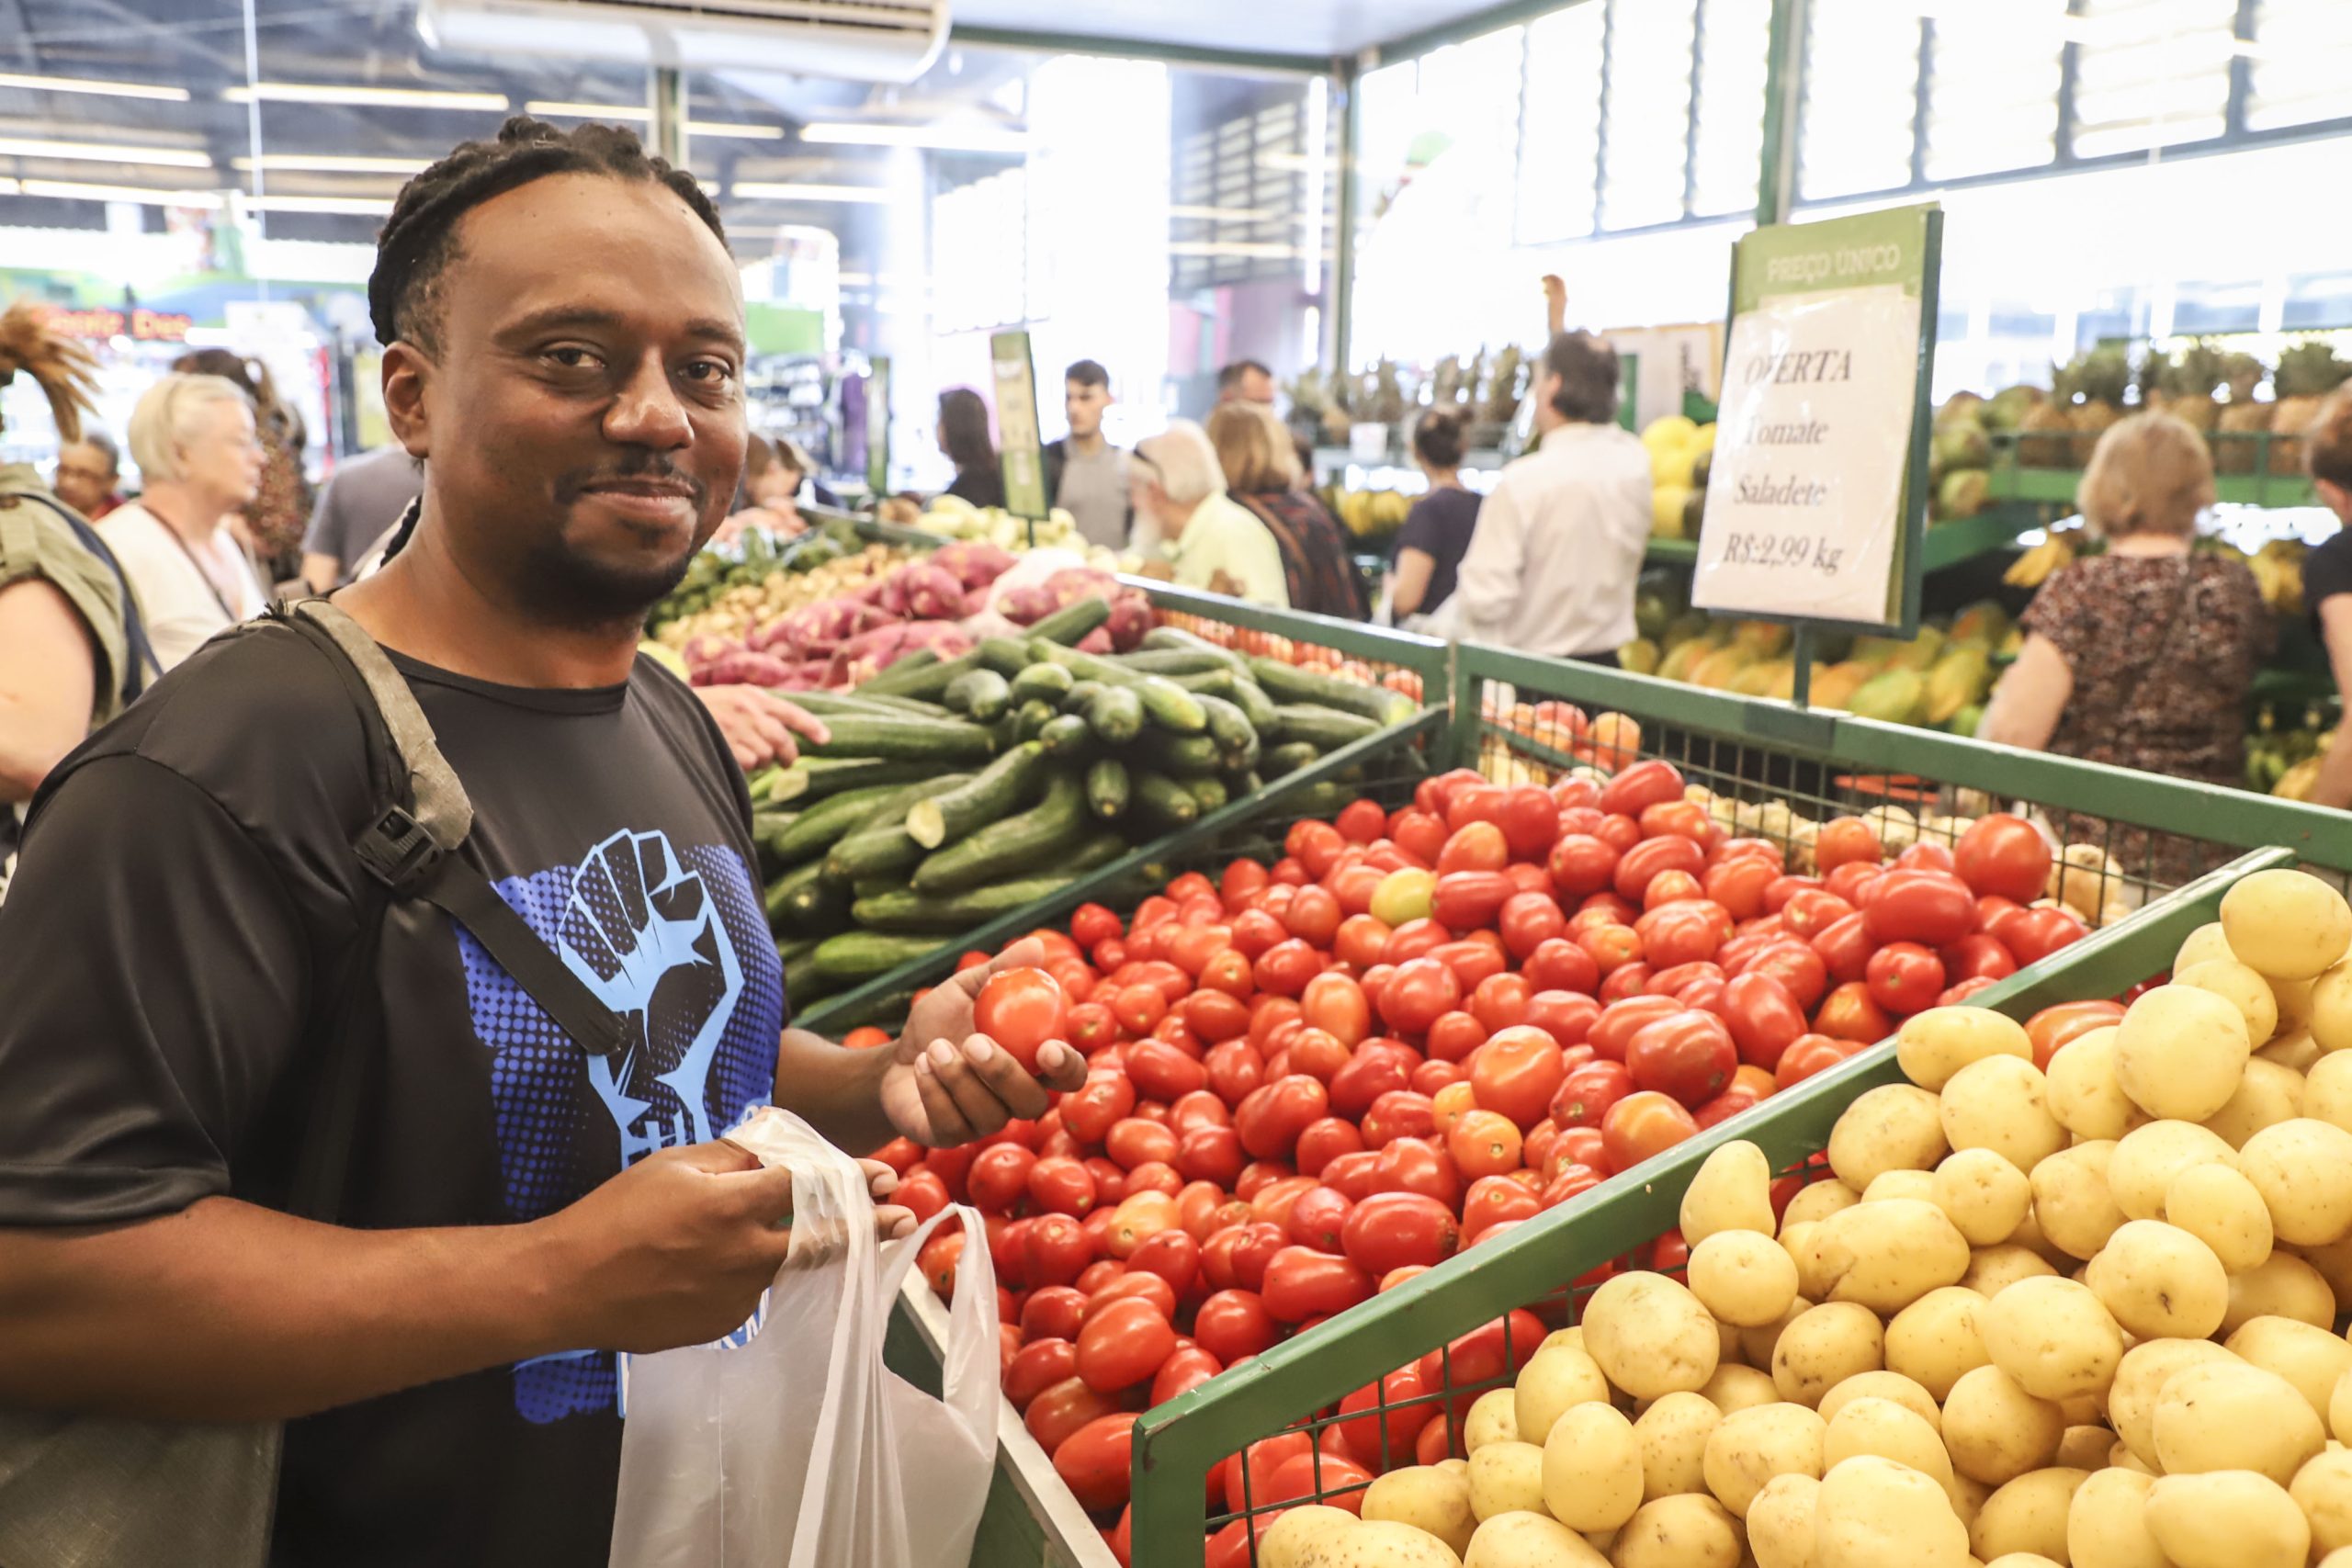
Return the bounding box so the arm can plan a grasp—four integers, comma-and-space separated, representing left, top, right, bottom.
780, 871, 851, 931
765, 782, 921, 864
1225, 769, 1263, 798
1085, 685, 1145, 745
1114, 649, 1236, 677
1128, 772, 1201, 836
763, 859, 825, 926
808, 931, 955, 983
944, 668, 1013, 722
1140, 626, 1248, 667
1208, 669, 1281, 734
1086, 757, 1130, 821
802, 714, 998, 763
910, 773, 1090, 893
976, 636, 1034, 677
1039, 713, 1094, 760
1013, 698, 1057, 741
1138, 730, 1225, 776
747, 763, 784, 800
768, 756, 931, 804
1026, 595, 1112, 645
849, 838, 1119, 933
786, 689, 947, 721
1027, 639, 1136, 686
775, 932, 823, 969
845, 691, 956, 718
1246, 656, 1415, 725
823, 772, 978, 879
1272, 704, 1381, 750
1061, 679, 1108, 714
850, 875, 907, 900
1194, 692, 1259, 760
1009, 661, 1076, 704
1261, 740, 1320, 778
1132, 674, 1208, 735
1067, 830, 1128, 874
1187, 775, 1231, 813
855, 648, 936, 689
1285, 781, 1359, 819
859, 649, 982, 701
905, 742, 1048, 849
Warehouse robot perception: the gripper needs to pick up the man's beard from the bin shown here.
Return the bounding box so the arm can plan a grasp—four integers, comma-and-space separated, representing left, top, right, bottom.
524, 454, 714, 629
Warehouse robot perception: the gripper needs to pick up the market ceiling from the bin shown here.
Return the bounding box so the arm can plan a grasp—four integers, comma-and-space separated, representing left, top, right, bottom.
950, 0, 1536, 62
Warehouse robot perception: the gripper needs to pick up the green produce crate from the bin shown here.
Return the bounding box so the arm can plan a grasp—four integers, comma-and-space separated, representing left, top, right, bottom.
1114, 846, 2290, 1562
1457, 641, 2352, 912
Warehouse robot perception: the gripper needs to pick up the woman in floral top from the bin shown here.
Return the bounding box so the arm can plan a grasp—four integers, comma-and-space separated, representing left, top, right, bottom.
1980, 412, 2271, 887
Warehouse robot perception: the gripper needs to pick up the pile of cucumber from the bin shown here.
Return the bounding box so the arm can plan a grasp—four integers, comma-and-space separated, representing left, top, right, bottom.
749, 599, 1418, 1007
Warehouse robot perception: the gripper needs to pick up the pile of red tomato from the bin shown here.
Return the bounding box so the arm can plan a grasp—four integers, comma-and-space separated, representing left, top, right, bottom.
871, 749, 2098, 1565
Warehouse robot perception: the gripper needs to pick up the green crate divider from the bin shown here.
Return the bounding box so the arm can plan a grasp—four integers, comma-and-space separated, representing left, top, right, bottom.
1984, 432, 2319, 511
1125, 847, 2290, 1556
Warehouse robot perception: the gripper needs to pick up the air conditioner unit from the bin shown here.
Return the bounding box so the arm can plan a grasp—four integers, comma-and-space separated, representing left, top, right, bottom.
416, 0, 948, 84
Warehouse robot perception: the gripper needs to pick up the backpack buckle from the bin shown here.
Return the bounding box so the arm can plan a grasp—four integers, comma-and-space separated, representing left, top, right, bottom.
355, 806, 442, 892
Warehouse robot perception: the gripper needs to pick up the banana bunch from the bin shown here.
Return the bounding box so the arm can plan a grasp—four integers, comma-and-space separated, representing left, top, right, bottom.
2249, 539, 2306, 616
2004, 527, 2081, 590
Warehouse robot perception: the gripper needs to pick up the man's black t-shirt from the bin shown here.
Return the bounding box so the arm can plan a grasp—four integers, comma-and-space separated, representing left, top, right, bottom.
0, 621, 786, 1566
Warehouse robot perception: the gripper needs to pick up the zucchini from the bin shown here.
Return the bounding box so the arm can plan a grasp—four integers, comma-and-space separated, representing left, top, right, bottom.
1086, 757, 1130, 821
1140, 626, 1248, 667
1114, 649, 1235, 677
1261, 740, 1320, 778
1009, 661, 1076, 704
1085, 685, 1145, 745
1272, 704, 1381, 750
976, 636, 1033, 677
944, 668, 1012, 722
1013, 698, 1057, 742
910, 773, 1091, 894
802, 714, 998, 763
1246, 656, 1415, 725
1194, 692, 1259, 760
1131, 674, 1208, 735
807, 931, 953, 984
766, 783, 920, 864
905, 742, 1048, 849
859, 649, 982, 702
1039, 713, 1094, 760
1188, 775, 1231, 813
1138, 730, 1225, 776
1026, 595, 1112, 646
1128, 772, 1201, 836
768, 756, 931, 804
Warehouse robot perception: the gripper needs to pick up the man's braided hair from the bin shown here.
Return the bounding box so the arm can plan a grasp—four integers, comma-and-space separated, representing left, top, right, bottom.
368, 115, 727, 355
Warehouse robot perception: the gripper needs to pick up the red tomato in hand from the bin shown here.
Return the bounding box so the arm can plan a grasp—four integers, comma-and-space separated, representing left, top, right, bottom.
1600, 1090, 1700, 1172
1954, 812, 2053, 903
1624, 1010, 1736, 1107
1865, 942, 1946, 1017
973, 967, 1069, 1073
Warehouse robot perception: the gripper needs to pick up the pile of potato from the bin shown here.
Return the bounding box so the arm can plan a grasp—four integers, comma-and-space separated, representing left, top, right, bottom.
1256, 867, 2352, 1568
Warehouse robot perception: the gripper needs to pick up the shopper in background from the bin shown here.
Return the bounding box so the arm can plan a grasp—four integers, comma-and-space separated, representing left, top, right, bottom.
2272, 388, 2352, 808
1216, 359, 1276, 406
935, 386, 1005, 509
174, 345, 311, 583
1389, 408, 1480, 626
1981, 412, 2270, 881
1208, 400, 1367, 619
51, 430, 123, 521
1451, 331, 1650, 660
1044, 358, 1131, 549
0, 116, 1078, 1568
300, 444, 427, 592
1131, 419, 1288, 606
104, 372, 268, 669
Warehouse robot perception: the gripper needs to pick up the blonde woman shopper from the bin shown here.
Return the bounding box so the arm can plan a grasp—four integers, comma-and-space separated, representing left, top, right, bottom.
106, 373, 268, 668
1129, 420, 1288, 606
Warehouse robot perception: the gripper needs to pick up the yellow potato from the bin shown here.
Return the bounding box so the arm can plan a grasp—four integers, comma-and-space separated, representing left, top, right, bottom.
2199, 1056, 2305, 1148
1631, 1392, 1719, 1499
1780, 1180, 1861, 1230
1702, 1403, 1828, 1517
2107, 1120, 2238, 1220
2115, 985, 2253, 1122
1812, 1455, 1972, 1568
1740, 1296, 1814, 1374
1961, 1244, 2058, 1297
2312, 962, 2352, 1054
1688, 1230, 1800, 1327
1942, 1364, 2066, 1485
1541, 1326, 1586, 1355
2325, 1551, 2352, 1568
2053, 1425, 2111, 1471
2225, 1314, 2352, 1427
1859, 1169, 1938, 1204
2007, 1203, 2077, 1269
2107, 1337, 2241, 1468
2064, 1466, 2165, 1568
2222, 1249, 2337, 1334
1539, 1403, 1641, 1533
1696, 1362, 1780, 1416
1263, 1506, 1362, 1568
1884, 1285, 1990, 1401
2259, 1028, 2324, 1072
2176, 920, 2237, 972
2153, 1359, 2326, 1484
1970, 1467, 2087, 1565
2165, 1161, 2275, 1273
1781, 1222, 1836, 1302
1821, 1396, 1954, 1501
2278, 973, 2318, 1030
2292, 1447, 2352, 1558
1611, 1495, 1740, 1568
1680, 1139, 1775, 1244
1512, 1343, 1610, 1448
2030, 1141, 2128, 1260
1933, 1146, 2033, 1246
1826, 1084, 1950, 1190
2085, 1218, 2230, 1338
2145, 1470, 2312, 1568
1812, 1198, 1971, 1313
1895, 1006, 2034, 1092
1815, 1371, 1939, 1434
1981, 1275, 2124, 1402
2222, 868, 2352, 982
2304, 1234, 2352, 1303
1461, 1510, 1608, 1568
2305, 1050, 2352, 1133
1464, 1388, 1520, 1455
1580, 1272, 1719, 1401
1982, 1557, 2062, 1568
1467, 1440, 1547, 1523
1770, 1303, 1884, 1408
2044, 1025, 2142, 1141
1940, 1055, 2068, 1172
1746, 1472, 1820, 1568
2177, 956, 2283, 1047
1360, 1467, 1477, 1559
2239, 1118, 2352, 1246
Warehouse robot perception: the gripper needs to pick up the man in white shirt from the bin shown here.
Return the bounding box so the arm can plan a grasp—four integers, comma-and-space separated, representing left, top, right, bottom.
1451, 331, 1651, 661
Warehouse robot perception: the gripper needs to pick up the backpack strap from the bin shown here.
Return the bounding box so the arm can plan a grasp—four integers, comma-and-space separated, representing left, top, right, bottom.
272, 598, 625, 1061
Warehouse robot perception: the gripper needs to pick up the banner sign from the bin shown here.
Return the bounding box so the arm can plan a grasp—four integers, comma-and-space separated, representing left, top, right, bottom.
990, 329, 1048, 522
864, 356, 890, 499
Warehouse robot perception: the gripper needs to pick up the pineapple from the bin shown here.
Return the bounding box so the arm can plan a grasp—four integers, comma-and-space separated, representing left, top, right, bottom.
2214, 351, 2272, 476
1483, 345, 1525, 424
2270, 342, 2352, 477
2018, 379, 2073, 466
2058, 345, 2132, 466
2154, 340, 2225, 434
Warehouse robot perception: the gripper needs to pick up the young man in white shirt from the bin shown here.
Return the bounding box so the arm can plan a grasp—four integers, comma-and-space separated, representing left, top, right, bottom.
1451, 331, 1651, 662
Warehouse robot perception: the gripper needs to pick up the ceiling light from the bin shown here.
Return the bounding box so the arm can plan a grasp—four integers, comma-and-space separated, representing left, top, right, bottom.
730, 181, 891, 203
686, 120, 782, 141
0, 137, 210, 169
225, 83, 508, 110
525, 99, 650, 120
1169, 240, 1297, 259
799, 121, 1031, 154
1170, 204, 1278, 221
0, 72, 187, 102
0, 177, 16, 195
18, 178, 221, 208
232, 153, 428, 174
240, 194, 394, 216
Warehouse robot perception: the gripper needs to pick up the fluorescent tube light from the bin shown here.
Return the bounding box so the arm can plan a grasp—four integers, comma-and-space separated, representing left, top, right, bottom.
232, 153, 428, 174
241, 194, 395, 215
798, 121, 1031, 154
0, 137, 210, 168
526, 100, 651, 120
225, 83, 508, 110
686, 121, 783, 140
0, 73, 187, 101
19, 178, 221, 208
730, 181, 891, 203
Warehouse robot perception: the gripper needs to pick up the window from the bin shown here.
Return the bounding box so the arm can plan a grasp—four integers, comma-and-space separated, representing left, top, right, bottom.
2245, 0, 2352, 132
1598, 0, 1697, 231
2069, 0, 2235, 157
1797, 0, 1921, 200
1689, 0, 1772, 217
1514, 6, 1604, 243
2283, 273, 2352, 333
1924, 1, 2066, 180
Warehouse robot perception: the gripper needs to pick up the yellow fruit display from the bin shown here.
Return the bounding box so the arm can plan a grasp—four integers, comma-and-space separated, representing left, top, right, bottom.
1654, 483, 1693, 538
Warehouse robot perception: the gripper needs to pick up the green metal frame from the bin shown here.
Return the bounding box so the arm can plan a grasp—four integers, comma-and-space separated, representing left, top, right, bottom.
1986, 438, 2321, 511
1125, 846, 2289, 1553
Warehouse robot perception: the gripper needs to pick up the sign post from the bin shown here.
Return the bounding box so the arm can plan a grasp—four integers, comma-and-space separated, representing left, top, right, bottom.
863, 355, 890, 503
990, 329, 1048, 546
1691, 203, 1942, 707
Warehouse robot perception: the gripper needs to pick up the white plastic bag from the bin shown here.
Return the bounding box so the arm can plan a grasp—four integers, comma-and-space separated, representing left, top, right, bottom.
608, 1108, 998, 1568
